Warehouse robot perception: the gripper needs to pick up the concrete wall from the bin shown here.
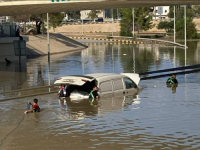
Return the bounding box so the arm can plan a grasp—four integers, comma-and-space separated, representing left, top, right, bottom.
0, 37, 27, 63
51, 18, 200, 34
26, 34, 87, 57
50, 22, 120, 33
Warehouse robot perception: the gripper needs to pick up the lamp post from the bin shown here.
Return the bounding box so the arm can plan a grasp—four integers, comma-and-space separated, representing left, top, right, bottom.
132, 8, 134, 38
81, 11, 83, 36
184, 5, 187, 67
174, 6, 176, 68
111, 9, 114, 36
47, 13, 50, 63
174, 6, 176, 43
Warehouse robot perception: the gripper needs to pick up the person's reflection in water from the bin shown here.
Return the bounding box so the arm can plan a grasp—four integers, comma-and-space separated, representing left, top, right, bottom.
89, 99, 99, 107
166, 84, 178, 94
59, 98, 66, 110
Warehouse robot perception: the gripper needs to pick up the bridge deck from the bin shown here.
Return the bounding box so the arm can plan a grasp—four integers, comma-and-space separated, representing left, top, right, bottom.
1, 0, 200, 16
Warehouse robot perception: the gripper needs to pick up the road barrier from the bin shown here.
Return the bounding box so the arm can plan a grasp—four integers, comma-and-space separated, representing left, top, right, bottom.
69, 36, 144, 44
140, 64, 200, 80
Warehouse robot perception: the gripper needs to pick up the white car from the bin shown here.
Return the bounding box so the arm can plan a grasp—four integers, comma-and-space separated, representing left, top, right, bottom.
54, 73, 141, 99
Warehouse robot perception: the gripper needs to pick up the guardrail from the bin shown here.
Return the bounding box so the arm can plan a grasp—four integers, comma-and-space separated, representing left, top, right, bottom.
137, 38, 187, 48
110, 36, 187, 48
140, 64, 200, 80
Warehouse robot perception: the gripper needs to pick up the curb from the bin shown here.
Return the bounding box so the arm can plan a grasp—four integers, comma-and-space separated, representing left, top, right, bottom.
69, 37, 143, 44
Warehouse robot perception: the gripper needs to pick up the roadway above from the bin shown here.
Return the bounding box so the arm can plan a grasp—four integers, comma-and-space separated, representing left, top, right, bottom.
1, 0, 200, 16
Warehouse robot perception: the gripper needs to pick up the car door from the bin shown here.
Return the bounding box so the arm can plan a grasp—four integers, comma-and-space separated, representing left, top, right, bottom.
99, 81, 113, 98
123, 77, 138, 95
112, 78, 125, 97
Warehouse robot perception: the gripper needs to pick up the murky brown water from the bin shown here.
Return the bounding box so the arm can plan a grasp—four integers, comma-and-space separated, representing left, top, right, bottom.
1, 42, 200, 149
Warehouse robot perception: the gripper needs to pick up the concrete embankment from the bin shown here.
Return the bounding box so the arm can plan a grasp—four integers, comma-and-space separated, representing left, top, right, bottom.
26, 33, 87, 57
50, 18, 200, 34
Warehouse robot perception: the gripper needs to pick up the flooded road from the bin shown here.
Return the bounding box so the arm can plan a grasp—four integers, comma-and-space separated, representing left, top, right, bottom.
1, 41, 200, 149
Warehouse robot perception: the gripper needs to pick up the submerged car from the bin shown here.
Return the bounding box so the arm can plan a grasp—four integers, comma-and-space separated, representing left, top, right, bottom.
54, 73, 141, 99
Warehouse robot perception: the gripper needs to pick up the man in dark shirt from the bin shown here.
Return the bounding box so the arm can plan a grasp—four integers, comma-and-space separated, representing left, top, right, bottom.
89, 85, 99, 100
166, 74, 178, 85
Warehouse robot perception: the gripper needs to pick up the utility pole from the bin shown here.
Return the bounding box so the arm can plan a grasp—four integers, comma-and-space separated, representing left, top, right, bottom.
111, 9, 113, 36
184, 5, 187, 67
174, 6, 176, 43
174, 6, 176, 68
132, 8, 134, 38
47, 13, 50, 63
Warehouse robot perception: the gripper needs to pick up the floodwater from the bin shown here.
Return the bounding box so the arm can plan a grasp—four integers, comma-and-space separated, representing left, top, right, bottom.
1, 41, 200, 150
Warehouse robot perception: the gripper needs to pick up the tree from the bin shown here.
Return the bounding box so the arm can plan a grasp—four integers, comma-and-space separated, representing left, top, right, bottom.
68, 11, 80, 20
10, 15, 30, 33
176, 17, 197, 39
88, 10, 101, 22
192, 5, 200, 18
120, 7, 154, 37
31, 13, 64, 34
157, 20, 174, 33
120, 8, 133, 37
167, 5, 197, 39
48, 13, 64, 31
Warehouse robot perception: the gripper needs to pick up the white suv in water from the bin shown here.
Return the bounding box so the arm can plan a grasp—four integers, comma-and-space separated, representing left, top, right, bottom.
54, 73, 141, 99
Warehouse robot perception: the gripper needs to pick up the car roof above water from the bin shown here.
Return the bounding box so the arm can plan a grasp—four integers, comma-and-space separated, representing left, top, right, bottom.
54, 73, 140, 86
85, 73, 126, 82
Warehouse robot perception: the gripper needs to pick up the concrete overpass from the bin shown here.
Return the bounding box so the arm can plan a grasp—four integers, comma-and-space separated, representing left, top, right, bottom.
1, 0, 200, 16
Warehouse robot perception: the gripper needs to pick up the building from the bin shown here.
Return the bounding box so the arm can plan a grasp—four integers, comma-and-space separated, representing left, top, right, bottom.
0, 16, 6, 23
152, 6, 170, 20
80, 10, 104, 20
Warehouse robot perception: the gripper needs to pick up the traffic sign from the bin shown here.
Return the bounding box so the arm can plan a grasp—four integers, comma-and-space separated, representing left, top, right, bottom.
157, 6, 163, 15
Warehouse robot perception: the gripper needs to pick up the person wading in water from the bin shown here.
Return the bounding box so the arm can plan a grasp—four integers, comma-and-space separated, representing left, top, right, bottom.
166, 74, 178, 85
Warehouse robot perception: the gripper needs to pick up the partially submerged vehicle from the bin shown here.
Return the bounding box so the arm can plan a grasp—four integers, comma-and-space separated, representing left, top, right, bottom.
54, 73, 141, 100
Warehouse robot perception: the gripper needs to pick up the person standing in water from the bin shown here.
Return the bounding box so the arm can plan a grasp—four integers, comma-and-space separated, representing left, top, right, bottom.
57, 84, 67, 98
166, 74, 178, 85
89, 85, 99, 100
57, 84, 67, 109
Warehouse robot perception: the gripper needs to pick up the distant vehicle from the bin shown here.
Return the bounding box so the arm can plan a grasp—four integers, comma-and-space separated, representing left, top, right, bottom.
114, 18, 122, 21
73, 19, 77, 22
54, 73, 141, 100
83, 19, 92, 23
95, 17, 104, 22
